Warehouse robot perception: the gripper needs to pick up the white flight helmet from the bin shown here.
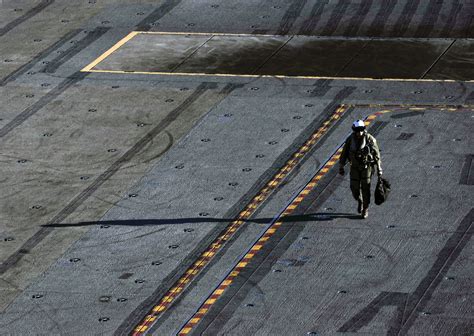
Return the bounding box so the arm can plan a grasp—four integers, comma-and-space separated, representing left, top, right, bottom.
352, 119, 366, 131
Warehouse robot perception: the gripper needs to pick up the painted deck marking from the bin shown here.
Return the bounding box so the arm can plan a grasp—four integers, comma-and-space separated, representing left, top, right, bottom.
131, 105, 348, 335
80, 31, 474, 83
175, 111, 387, 335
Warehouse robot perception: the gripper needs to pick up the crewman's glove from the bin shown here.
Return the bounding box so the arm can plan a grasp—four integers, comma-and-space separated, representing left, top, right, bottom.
339, 166, 345, 176
377, 169, 383, 178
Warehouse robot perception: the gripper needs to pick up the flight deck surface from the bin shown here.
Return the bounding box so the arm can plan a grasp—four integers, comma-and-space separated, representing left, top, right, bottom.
0, 1, 473, 335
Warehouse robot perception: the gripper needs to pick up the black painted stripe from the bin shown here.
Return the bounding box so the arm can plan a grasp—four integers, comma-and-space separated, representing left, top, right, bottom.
321, 0, 351, 36
459, 154, 473, 185
340, 208, 474, 334
390, 110, 425, 119
149, 88, 355, 335
440, 0, 463, 37
0, 83, 216, 276
135, 0, 183, 31
0, 0, 54, 37
367, 0, 397, 37
277, 0, 310, 35
0, 72, 87, 139
415, 0, 444, 37
0, 29, 81, 86
399, 208, 474, 334
298, 0, 328, 35
41, 27, 110, 73
391, 0, 421, 37
344, 0, 373, 36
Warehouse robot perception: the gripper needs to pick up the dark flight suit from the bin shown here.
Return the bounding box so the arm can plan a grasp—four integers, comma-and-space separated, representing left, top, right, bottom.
339, 131, 382, 211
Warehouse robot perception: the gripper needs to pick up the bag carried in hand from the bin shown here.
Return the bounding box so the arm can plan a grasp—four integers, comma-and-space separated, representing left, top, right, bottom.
375, 177, 391, 205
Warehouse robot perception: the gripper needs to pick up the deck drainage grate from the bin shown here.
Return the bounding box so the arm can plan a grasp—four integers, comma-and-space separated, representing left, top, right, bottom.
397, 132, 414, 140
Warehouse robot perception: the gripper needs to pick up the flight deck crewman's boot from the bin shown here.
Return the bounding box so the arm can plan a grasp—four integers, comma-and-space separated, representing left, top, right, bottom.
357, 200, 363, 214
362, 208, 368, 219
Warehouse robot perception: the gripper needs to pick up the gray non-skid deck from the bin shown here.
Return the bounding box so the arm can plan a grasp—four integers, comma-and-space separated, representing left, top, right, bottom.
1, 1, 473, 335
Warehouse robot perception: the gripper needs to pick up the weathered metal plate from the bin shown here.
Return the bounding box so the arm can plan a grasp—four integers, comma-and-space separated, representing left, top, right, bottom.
339, 39, 454, 79
425, 39, 474, 81
256, 37, 366, 77
175, 35, 290, 74
94, 33, 212, 72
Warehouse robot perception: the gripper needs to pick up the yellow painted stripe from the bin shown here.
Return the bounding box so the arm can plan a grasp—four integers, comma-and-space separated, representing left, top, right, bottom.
82, 31, 139, 71
82, 68, 473, 83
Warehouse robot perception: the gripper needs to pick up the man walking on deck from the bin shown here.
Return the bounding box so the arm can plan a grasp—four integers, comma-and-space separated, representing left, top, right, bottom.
338, 120, 383, 219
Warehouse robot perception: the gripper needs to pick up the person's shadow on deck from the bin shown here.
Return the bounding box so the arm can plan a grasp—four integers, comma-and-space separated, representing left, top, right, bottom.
43, 213, 361, 228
